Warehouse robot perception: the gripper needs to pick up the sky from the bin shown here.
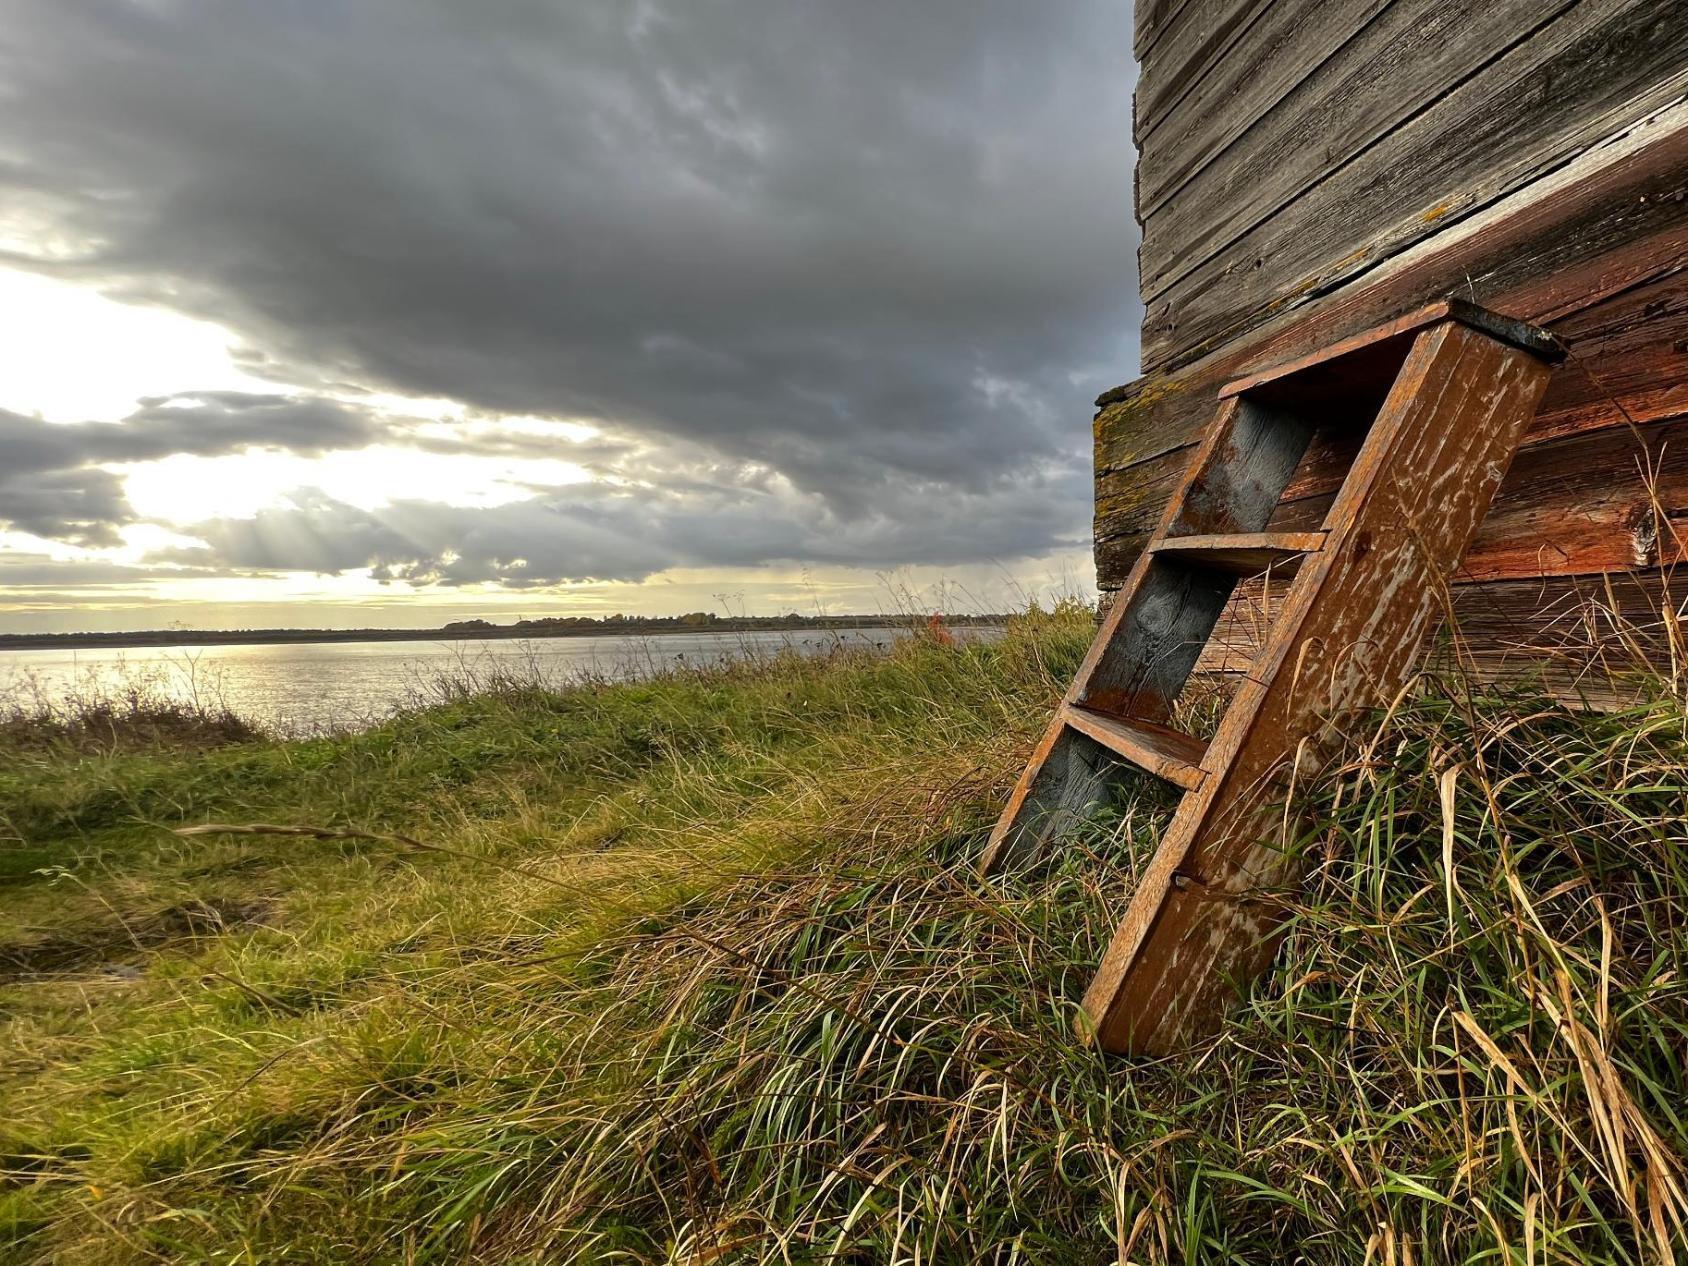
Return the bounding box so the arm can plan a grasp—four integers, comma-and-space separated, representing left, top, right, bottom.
0, 1, 1139, 632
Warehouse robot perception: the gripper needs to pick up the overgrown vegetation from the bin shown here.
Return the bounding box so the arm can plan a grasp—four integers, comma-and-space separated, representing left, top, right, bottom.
0, 674, 257, 757
2, 606, 1686, 1263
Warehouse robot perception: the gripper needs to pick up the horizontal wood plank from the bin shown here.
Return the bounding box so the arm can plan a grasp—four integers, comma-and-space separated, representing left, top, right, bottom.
1138, 0, 1566, 254
1150, 531, 1326, 576
1194, 572, 1684, 711
1135, 0, 1195, 59
1098, 276, 1688, 509
1136, 0, 1391, 211
1134, 0, 1274, 142
1220, 299, 1562, 397
1422, 417, 1688, 578
1099, 229, 1688, 490
1101, 409, 1688, 589
1531, 268, 1688, 443
1061, 705, 1208, 790
1142, 0, 1688, 370
1101, 120, 1688, 427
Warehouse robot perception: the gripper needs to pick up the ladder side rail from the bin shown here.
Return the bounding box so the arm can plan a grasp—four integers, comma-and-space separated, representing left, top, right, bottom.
980, 396, 1317, 875
981, 396, 1249, 875
1079, 322, 1556, 1054
1076, 397, 1319, 718
1072, 329, 1463, 1041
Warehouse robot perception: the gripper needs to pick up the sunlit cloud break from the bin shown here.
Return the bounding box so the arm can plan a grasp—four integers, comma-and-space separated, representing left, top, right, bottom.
0, 0, 1139, 630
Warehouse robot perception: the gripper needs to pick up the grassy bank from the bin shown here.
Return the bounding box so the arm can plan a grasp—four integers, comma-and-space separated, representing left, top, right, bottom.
2, 608, 1686, 1263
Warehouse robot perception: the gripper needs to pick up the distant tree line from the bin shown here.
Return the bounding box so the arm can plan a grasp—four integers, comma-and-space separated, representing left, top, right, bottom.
442, 611, 869, 633
1, 611, 1010, 652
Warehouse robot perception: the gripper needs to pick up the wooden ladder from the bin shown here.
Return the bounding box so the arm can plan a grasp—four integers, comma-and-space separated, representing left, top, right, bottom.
980, 300, 1564, 1056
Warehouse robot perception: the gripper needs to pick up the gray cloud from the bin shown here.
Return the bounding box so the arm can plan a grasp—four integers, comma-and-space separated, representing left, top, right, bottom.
0, 394, 386, 544
0, 466, 131, 548
119, 393, 385, 457
176, 451, 1091, 586
0, 553, 223, 590
0, 1, 1136, 587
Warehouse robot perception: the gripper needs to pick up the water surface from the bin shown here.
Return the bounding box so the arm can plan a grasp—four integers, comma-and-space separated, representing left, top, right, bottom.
0, 626, 988, 735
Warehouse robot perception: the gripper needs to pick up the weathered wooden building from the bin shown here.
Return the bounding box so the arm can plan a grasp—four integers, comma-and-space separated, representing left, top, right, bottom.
1097, 1, 1688, 697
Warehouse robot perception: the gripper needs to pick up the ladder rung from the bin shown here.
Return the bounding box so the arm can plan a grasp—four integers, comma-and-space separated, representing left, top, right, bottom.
1149, 530, 1326, 576
985, 300, 1562, 1055
1061, 704, 1208, 790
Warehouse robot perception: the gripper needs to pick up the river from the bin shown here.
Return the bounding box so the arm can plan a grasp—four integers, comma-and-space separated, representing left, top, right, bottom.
0, 626, 994, 735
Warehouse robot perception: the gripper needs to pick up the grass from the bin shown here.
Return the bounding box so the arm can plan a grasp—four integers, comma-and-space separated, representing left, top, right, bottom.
2, 605, 1686, 1263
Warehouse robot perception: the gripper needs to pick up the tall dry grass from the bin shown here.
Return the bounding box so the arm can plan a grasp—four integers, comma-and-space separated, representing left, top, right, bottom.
2, 599, 1686, 1262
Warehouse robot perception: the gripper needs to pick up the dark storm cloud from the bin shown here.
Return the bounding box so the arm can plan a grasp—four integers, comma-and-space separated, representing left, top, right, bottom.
0, 394, 384, 544
0, 0, 1136, 579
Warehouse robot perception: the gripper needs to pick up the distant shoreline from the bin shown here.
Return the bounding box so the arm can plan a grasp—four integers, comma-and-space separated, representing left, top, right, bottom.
0, 614, 1008, 653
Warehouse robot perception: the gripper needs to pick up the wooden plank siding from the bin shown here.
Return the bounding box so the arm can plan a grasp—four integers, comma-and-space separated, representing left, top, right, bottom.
1133, 0, 1279, 141
1101, 292, 1688, 585
1195, 572, 1686, 710
1134, 0, 1194, 59
1137, 0, 1563, 251
1136, 0, 1688, 373
1096, 0, 1688, 691
1065, 3, 1688, 1048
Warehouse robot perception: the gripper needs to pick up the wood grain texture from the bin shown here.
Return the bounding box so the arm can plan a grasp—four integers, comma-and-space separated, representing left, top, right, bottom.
1099, 244, 1688, 486
1269, 413, 1688, 576
1104, 413, 1688, 587
1431, 572, 1688, 708
1531, 269, 1688, 443
1216, 299, 1563, 397
1138, 0, 1571, 270
982, 396, 1317, 875
1065, 0, 1688, 1052
1096, 113, 1688, 600
1150, 530, 1326, 576
1197, 572, 1688, 710
1136, 0, 1392, 213
1083, 324, 1555, 1053
1135, 0, 1195, 59
1081, 401, 1320, 718
1100, 118, 1688, 429
1134, 0, 1274, 142
1061, 706, 1208, 790
980, 724, 1131, 876
1097, 259, 1688, 590
1142, 0, 1688, 370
